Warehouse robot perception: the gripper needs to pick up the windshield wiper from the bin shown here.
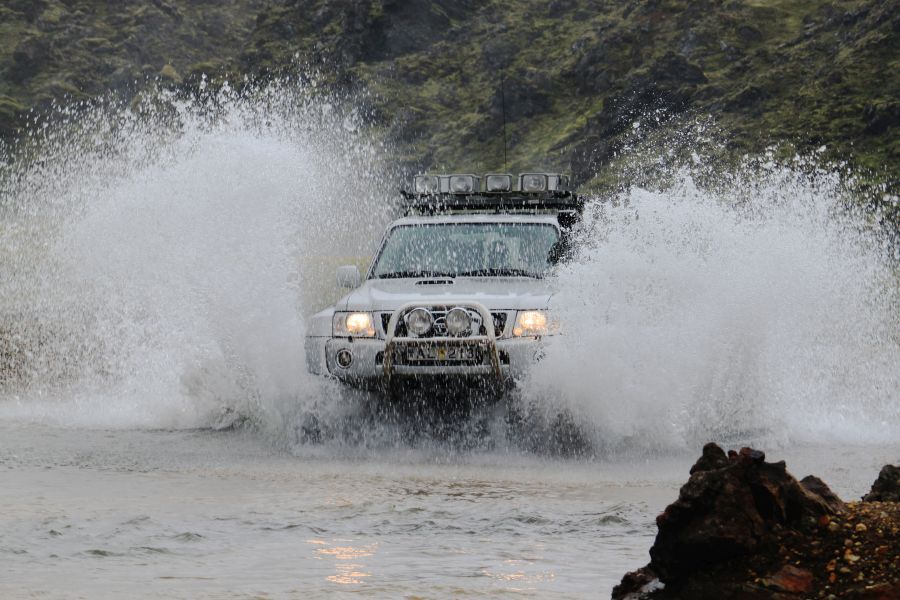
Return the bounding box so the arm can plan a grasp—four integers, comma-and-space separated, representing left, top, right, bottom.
455, 268, 540, 278
376, 270, 456, 279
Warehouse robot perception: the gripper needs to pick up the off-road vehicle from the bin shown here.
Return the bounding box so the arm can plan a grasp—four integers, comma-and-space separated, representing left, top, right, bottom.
304, 172, 581, 397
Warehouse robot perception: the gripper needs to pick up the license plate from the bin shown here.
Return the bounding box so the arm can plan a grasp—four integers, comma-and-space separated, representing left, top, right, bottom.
405, 344, 478, 362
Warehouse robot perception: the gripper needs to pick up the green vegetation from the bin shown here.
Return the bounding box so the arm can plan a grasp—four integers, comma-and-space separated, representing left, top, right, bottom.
0, 0, 897, 188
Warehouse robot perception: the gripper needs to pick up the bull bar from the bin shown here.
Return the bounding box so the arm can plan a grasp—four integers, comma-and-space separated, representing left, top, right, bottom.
382, 301, 503, 384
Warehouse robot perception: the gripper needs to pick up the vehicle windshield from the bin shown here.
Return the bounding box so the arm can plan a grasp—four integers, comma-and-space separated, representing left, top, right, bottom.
371, 223, 560, 279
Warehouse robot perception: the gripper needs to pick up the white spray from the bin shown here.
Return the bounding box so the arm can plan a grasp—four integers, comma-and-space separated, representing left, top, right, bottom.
525, 166, 898, 451
0, 80, 393, 431
1, 85, 897, 452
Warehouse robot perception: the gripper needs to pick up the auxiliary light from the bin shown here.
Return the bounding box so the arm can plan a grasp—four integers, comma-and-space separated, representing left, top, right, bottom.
484, 173, 513, 192
405, 308, 434, 336
445, 307, 473, 336
448, 174, 480, 194
414, 175, 440, 194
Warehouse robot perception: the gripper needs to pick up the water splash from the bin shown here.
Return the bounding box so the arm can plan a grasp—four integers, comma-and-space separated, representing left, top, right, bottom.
523, 162, 899, 452
0, 79, 394, 430
1, 86, 897, 453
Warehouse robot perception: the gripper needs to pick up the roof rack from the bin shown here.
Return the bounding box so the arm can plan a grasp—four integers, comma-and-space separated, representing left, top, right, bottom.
400, 190, 583, 216
400, 172, 582, 217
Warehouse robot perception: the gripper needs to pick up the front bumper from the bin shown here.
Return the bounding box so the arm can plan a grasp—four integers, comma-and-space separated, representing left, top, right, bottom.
306, 302, 546, 385
319, 336, 543, 383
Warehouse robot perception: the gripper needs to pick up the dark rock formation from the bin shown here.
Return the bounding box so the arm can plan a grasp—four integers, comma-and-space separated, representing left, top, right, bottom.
648, 445, 842, 585
612, 446, 900, 600
863, 464, 900, 502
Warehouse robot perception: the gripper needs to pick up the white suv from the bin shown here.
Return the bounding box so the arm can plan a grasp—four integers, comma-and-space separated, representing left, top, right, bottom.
304, 173, 580, 393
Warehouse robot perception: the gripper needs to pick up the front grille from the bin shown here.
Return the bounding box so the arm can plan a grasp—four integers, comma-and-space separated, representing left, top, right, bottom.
491, 312, 508, 337
381, 312, 396, 336
381, 309, 508, 338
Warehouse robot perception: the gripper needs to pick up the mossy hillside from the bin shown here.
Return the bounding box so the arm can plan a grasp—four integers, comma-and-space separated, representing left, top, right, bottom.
239, 0, 897, 187
0, 0, 897, 190
0, 0, 265, 136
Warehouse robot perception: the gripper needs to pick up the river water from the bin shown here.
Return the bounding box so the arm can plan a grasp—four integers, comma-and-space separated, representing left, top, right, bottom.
3, 425, 897, 599
1, 82, 898, 598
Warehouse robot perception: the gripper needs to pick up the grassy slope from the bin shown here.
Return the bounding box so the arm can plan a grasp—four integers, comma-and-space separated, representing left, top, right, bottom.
0, 0, 264, 135
0, 0, 897, 188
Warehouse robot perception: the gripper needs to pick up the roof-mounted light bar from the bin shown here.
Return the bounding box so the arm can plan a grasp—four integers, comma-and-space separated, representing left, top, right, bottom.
402, 171, 581, 218
412, 172, 570, 195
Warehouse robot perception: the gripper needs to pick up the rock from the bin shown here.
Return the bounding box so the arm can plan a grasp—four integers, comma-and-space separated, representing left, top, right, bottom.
760, 564, 814, 593
689, 442, 729, 474
610, 565, 661, 599
488, 76, 552, 123
736, 24, 763, 44
863, 102, 900, 136
800, 475, 845, 513
612, 449, 900, 600
570, 136, 616, 187
648, 444, 842, 584
648, 51, 708, 87
369, 0, 471, 59
9, 36, 53, 84
612, 444, 845, 598
862, 465, 900, 502
727, 85, 771, 112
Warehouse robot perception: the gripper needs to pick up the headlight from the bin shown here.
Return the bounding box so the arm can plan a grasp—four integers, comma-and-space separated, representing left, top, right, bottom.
512, 310, 550, 337
333, 312, 376, 337
445, 307, 472, 336
405, 308, 433, 336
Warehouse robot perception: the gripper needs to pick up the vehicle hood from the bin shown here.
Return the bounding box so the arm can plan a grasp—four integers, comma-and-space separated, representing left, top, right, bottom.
339, 277, 555, 312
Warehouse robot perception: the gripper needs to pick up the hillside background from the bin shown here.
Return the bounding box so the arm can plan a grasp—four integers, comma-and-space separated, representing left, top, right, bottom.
0, 0, 898, 189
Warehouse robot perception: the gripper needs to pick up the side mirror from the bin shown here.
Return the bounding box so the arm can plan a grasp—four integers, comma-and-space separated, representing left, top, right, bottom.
336, 265, 361, 289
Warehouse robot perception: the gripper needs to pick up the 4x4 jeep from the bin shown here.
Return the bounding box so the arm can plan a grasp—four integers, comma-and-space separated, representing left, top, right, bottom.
304, 172, 581, 394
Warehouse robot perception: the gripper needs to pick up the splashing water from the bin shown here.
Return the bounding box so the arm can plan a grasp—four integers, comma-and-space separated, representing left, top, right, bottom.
523, 167, 899, 452
0, 84, 897, 453
0, 80, 393, 431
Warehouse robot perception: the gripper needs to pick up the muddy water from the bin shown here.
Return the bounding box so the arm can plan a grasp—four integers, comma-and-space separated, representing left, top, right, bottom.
2, 424, 896, 599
